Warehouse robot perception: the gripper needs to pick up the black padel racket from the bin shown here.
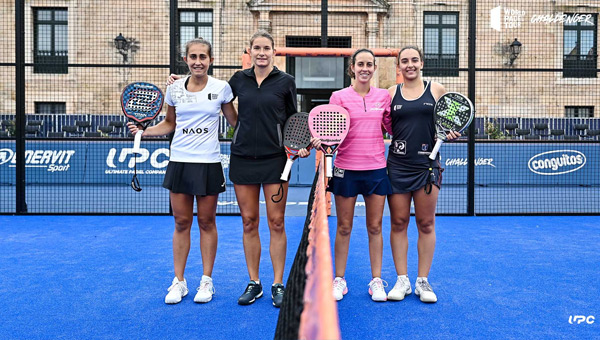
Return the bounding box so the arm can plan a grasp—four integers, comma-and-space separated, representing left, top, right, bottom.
121, 82, 164, 191
280, 112, 312, 181
308, 104, 350, 178
429, 92, 474, 160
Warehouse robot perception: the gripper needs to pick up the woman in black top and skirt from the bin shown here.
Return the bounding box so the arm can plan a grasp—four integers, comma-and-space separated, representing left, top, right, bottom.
229, 30, 308, 307
384, 46, 460, 303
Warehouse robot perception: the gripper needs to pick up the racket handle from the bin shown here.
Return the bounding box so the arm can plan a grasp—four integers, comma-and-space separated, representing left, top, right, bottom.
325, 154, 333, 178
429, 139, 443, 160
133, 130, 144, 153
280, 158, 294, 181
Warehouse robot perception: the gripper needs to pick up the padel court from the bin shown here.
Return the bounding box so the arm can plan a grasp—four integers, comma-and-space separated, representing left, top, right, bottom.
4, 0, 600, 338
0, 214, 597, 339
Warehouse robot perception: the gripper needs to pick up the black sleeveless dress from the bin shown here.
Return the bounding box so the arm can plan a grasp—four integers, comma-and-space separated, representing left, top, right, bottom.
387, 81, 443, 194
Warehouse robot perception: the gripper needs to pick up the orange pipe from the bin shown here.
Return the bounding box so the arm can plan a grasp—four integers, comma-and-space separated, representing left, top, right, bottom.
241, 47, 404, 84
275, 47, 399, 57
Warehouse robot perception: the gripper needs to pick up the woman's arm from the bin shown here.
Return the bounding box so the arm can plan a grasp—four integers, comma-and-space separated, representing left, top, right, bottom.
127, 105, 176, 137
221, 102, 238, 128
284, 80, 298, 118
383, 88, 394, 135
431, 82, 447, 101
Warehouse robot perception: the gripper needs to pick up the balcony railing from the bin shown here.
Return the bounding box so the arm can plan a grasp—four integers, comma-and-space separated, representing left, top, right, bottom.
563, 54, 597, 78
423, 53, 458, 77
34, 50, 68, 74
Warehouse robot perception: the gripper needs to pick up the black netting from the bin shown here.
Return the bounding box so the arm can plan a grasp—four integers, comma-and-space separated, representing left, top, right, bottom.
274, 169, 319, 340
2, 1, 599, 215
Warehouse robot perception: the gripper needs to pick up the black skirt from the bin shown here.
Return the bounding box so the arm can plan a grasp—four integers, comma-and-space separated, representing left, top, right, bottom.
387, 157, 443, 194
162, 161, 226, 196
229, 153, 287, 185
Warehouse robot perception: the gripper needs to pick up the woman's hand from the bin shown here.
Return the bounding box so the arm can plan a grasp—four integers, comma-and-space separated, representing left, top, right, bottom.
298, 148, 310, 158
166, 74, 181, 86
446, 130, 461, 141
310, 137, 322, 150
126, 122, 143, 136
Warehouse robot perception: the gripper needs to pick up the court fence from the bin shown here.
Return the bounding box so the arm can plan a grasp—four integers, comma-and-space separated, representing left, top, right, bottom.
2, 0, 599, 215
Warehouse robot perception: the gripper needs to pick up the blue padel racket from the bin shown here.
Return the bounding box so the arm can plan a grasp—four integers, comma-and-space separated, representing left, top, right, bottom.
429, 92, 474, 160
121, 82, 164, 191
280, 112, 312, 181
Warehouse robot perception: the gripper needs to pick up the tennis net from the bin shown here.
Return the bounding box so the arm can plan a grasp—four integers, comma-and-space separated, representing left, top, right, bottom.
275, 159, 340, 340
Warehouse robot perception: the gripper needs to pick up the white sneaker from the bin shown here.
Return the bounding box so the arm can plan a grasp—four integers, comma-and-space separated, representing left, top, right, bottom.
332, 277, 348, 301
388, 275, 412, 301
194, 275, 215, 303
165, 277, 188, 304
415, 277, 437, 303
368, 277, 388, 302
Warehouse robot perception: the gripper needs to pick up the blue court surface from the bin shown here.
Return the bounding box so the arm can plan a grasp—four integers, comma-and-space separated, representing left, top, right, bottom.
1, 184, 599, 215
0, 215, 598, 340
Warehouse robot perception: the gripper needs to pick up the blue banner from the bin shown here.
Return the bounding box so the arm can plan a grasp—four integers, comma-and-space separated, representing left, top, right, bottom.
0, 141, 598, 186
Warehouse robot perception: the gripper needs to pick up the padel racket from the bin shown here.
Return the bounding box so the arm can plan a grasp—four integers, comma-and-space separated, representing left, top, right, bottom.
280, 112, 312, 181
308, 104, 350, 178
121, 82, 164, 191
429, 92, 474, 160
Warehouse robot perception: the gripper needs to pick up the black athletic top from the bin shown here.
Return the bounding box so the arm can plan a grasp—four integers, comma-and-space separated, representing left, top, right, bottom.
388, 81, 439, 169
229, 66, 297, 158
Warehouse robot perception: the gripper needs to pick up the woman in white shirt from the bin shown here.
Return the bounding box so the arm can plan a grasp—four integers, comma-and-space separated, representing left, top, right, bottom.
128, 38, 237, 305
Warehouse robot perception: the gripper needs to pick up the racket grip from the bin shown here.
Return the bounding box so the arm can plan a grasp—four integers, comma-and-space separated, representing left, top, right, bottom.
133, 130, 144, 153
429, 139, 443, 160
325, 154, 333, 178
280, 159, 294, 181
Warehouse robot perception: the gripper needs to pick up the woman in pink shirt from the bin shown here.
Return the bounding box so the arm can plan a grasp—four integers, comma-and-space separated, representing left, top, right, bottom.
315, 48, 392, 302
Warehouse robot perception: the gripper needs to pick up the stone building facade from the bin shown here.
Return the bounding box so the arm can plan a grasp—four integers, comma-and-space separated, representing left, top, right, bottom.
1, 0, 598, 120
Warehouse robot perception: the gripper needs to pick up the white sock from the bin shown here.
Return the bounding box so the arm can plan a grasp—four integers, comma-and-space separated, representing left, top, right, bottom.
201, 275, 212, 282
398, 274, 408, 279
417, 276, 428, 283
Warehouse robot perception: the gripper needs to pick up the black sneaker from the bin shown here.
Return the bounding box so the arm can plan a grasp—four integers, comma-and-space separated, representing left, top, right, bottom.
271, 283, 285, 308
238, 281, 263, 305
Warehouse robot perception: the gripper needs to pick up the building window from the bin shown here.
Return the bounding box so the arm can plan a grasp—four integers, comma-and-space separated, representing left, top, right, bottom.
35, 102, 66, 114
563, 14, 597, 78
177, 10, 213, 74
286, 37, 351, 89
423, 12, 459, 77
565, 106, 594, 118
33, 8, 68, 74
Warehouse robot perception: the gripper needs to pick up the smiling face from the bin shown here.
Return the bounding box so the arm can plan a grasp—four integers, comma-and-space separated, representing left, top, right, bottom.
250, 36, 274, 68
184, 43, 213, 77
351, 51, 377, 84
398, 48, 424, 81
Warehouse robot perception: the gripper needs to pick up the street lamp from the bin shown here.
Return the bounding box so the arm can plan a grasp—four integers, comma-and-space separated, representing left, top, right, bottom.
508, 38, 522, 66
114, 33, 130, 63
